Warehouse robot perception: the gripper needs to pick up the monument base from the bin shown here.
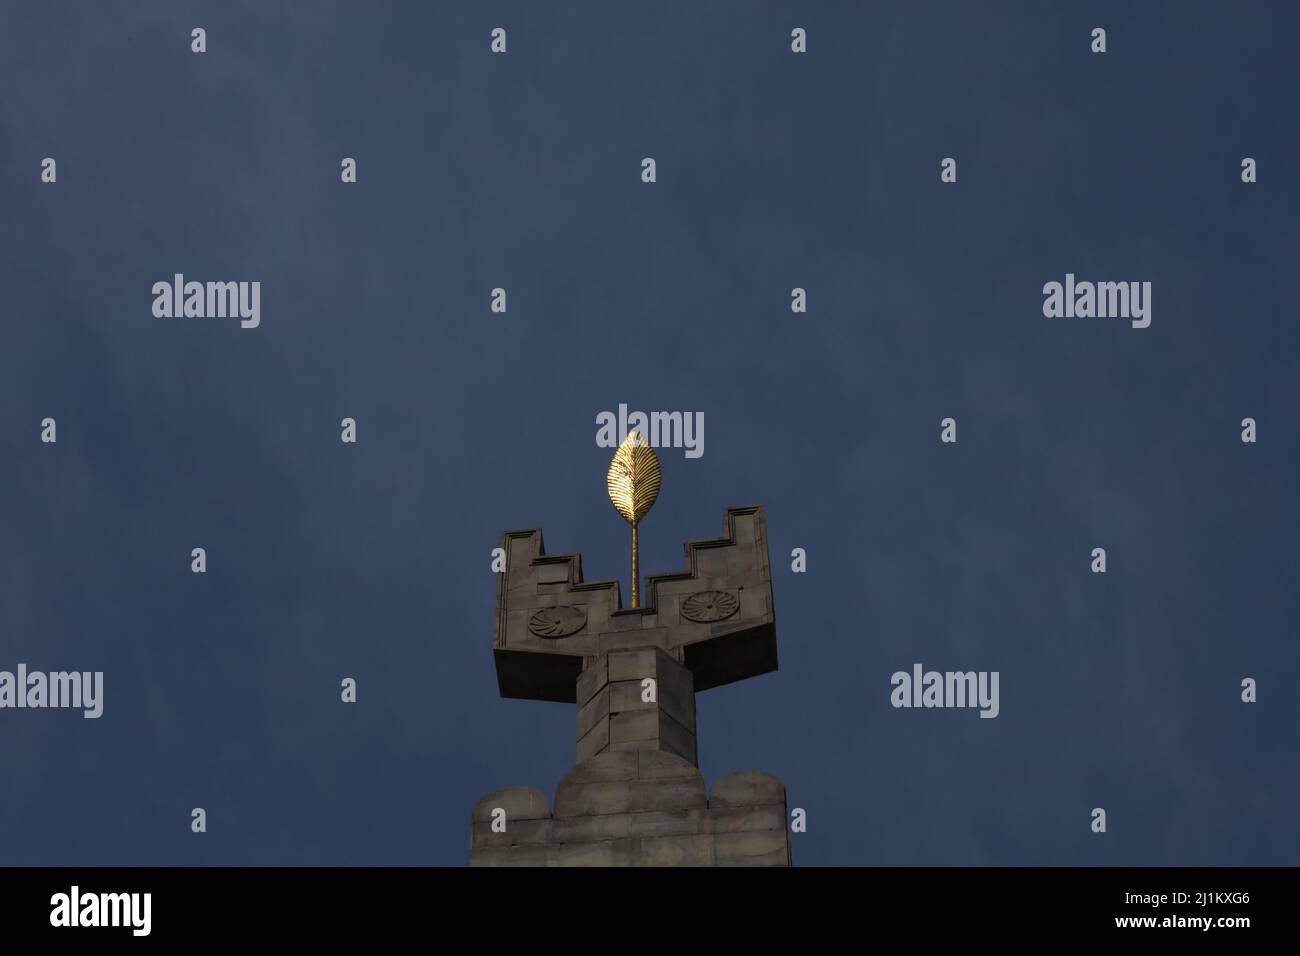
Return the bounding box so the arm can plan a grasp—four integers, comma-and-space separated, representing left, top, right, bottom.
470, 749, 790, 867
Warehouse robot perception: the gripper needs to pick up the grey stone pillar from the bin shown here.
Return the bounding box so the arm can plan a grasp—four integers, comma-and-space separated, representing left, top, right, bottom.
576, 648, 697, 765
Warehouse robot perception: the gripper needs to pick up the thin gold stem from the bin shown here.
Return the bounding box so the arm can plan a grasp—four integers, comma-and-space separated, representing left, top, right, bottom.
630, 522, 639, 608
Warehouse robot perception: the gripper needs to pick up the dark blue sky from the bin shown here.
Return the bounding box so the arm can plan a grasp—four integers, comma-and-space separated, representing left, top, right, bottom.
2, 1, 1296, 866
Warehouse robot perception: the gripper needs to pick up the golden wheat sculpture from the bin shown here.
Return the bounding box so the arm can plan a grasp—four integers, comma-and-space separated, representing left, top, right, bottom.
605, 430, 662, 608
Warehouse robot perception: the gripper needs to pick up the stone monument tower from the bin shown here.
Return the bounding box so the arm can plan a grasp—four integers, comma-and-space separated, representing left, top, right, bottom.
470, 433, 790, 866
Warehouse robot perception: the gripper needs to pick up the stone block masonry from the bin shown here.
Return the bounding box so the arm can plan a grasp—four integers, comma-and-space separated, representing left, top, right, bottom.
470, 749, 790, 867
473, 505, 790, 865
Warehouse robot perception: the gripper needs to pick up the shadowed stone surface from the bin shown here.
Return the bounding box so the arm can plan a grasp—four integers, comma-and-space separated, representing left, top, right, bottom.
472, 506, 790, 866
492, 506, 777, 703
470, 751, 791, 867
